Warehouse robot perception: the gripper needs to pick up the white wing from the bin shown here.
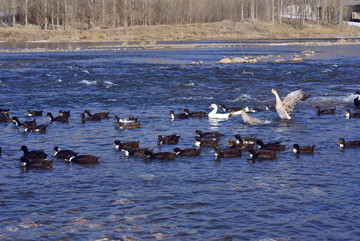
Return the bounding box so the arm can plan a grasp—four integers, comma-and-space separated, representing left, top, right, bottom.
282, 89, 305, 113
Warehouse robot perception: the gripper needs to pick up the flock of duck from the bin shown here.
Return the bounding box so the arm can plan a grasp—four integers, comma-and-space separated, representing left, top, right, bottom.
1, 88, 360, 169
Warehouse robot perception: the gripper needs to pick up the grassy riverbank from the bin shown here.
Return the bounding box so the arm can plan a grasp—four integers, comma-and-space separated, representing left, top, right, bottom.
1, 20, 360, 42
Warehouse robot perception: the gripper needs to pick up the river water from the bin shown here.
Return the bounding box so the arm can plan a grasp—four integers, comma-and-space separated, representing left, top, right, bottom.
0, 41, 360, 240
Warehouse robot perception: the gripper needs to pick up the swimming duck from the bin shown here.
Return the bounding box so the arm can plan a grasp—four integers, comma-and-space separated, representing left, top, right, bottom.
248, 149, 277, 161
19, 156, 53, 169
169, 110, 189, 120
53, 146, 78, 159
144, 150, 176, 161
80, 113, 101, 123
336, 138, 360, 148
173, 147, 202, 156
243, 106, 262, 113
263, 104, 276, 111
0, 115, 12, 122
117, 122, 141, 129
345, 109, 360, 119
354, 91, 360, 107
256, 139, 285, 151
218, 103, 242, 112
12, 116, 37, 127
0, 108, 10, 116
232, 134, 257, 145
210, 146, 242, 160
193, 136, 220, 148
26, 109, 43, 117
194, 129, 225, 138
23, 124, 47, 133
124, 148, 153, 158
113, 140, 140, 151
183, 108, 206, 117
59, 110, 71, 117
20, 145, 47, 160
234, 109, 265, 125
270, 88, 309, 119
65, 154, 100, 164
225, 137, 255, 151
292, 144, 315, 154
114, 115, 138, 124
315, 106, 336, 115
208, 104, 231, 119
46, 112, 69, 123
84, 109, 109, 119
157, 134, 181, 146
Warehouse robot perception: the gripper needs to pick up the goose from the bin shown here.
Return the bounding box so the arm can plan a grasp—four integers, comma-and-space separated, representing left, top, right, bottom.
47, 112, 69, 123
173, 147, 202, 156
65, 154, 100, 164
19, 156, 53, 169
233, 109, 265, 125
336, 138, 360, 149
26, 109, 43, 117
248, 149, 277, 161
114, 115, 138, 124
315, 106, 336, 115
354, 91, 360, 107
116, 122, 141, 129
256, 139, 285, 151
80, 113, 101, 123
270, 88, 309, 119
169, 110, 189, 120
157, 134, 180, 146
218, 103, 242, 112
210, 146, 242, 160
183, 108, 206, 117
193, 136, 220, 148
24, 124, 47, 133
113, 140, 140, 151
20, 145, 47, 160
194, 129, 225, 138
53, 146, 78, 159
12, 117, 37, 127
84, 109, 109, 119
345, 109, 360, 119
144, 150, 176, 161
208, 104, 231, 119
292, 144, 315, 154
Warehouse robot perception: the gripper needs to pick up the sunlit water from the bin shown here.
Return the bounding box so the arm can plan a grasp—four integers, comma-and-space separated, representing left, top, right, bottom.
1, 42, 360, 240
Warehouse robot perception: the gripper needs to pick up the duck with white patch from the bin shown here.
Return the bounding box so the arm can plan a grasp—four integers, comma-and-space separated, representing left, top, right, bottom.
354, 91, 360, 107
336, 138, 360, 149
345, 109, 360, 119
292, 144, 315, 154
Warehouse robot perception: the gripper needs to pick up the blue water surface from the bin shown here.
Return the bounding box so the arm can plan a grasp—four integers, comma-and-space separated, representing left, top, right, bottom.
0, 42, 360, 240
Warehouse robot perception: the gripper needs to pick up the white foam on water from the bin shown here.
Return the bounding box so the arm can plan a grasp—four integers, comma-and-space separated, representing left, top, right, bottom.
80, 80, 97, 85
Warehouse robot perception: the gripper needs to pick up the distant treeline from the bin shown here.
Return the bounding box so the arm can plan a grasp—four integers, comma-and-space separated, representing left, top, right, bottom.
0, 0, 354, 30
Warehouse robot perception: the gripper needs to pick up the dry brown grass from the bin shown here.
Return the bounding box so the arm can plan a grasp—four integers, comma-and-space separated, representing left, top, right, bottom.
0, 20, 359, 42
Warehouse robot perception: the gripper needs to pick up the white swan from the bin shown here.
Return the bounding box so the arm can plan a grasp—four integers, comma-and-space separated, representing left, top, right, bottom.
271, 89, 308, 119
208, 104, 231, 119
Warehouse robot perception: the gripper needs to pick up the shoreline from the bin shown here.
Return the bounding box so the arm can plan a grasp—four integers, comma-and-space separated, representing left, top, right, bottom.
0, 37, 360, 53
1, 20, 360, 52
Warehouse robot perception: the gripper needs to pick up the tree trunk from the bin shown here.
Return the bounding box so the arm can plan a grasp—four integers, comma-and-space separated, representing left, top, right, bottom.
12, 0, 16, 27
44, 0, 48, 30
25, 0, 28, 26
64, 0, 67, 29
278, 0, 283, 24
